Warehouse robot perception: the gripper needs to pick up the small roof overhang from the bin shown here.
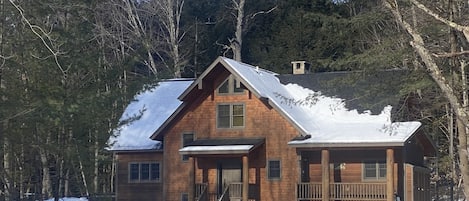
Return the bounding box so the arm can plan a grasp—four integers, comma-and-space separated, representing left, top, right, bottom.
179, 138, 265, 155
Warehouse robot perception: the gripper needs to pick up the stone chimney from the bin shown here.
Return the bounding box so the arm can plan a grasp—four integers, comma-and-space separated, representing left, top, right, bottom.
291, 61, 310, 74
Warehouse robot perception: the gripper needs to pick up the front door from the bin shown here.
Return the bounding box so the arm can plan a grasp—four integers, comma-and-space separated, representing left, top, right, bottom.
217, 159, 242, 197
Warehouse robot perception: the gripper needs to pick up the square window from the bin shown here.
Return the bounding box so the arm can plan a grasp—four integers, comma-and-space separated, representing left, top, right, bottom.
217, 104, 244, 128
363, 161, 386, 181
268, 160, 281, 179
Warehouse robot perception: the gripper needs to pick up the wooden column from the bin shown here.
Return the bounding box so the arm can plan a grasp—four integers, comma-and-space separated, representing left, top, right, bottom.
242, 155, 249, 201
386, 148, 394, 201
189, 156, 195, 201
321, 149, 330, 201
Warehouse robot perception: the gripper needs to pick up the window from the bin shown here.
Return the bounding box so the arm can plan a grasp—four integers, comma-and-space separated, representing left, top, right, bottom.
363, 161, 386, 181
181, 193, 188, 201
128, 162, 161, 182
268, 160, 281, 179
217, 75, 244, 94
217, 103, 245, 128
182, 133, 194, 161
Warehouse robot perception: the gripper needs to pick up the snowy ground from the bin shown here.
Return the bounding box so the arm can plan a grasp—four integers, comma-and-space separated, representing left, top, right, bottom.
44, 198, 88, 201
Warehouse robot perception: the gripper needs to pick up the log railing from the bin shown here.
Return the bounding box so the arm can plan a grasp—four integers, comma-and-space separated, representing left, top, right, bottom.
297, 182, 387, 201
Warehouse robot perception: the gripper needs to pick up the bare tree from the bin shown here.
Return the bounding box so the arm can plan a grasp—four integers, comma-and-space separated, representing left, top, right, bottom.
95, 0, 188, 78
145, 0, 187, 78
222, 0, 276, 62
383, 0, 469, 197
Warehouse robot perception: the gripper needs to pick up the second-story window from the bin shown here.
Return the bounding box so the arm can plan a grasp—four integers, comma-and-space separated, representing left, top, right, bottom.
217, 103, 245, 128
218, 75, 244, 94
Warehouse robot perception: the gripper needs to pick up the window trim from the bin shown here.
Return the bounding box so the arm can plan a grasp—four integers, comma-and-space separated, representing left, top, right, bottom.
362, 160, 386, 181
216, 103, 245, 129
181, 193, 189, 201
181, 132, 195, 161
128, 161, 161, 183
267, 159, 281, 180
217, 75, 245, 95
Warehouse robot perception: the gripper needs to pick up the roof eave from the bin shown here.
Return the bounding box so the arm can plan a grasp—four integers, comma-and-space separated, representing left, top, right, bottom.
178, 56, 225, 100
151, 102, 187, 140
287, 141, 405, 148
110, 149, 164, 153
179, 149, 251, 155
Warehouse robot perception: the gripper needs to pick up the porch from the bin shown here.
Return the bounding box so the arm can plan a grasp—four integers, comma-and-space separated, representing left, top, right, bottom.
180, 138, 265, 201
296, 182, 387, 201
195, 183, 244, 201
297, 148, 397, 201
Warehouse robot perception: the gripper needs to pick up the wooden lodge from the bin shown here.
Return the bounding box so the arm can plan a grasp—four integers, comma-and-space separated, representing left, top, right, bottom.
108, 57, 435, 201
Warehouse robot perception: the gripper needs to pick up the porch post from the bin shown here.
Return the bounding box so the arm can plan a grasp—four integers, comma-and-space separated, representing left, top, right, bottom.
386, 148, 394, 201
189, 156, 195, 201
321, 149, 330, 201
242, 155, 249, 201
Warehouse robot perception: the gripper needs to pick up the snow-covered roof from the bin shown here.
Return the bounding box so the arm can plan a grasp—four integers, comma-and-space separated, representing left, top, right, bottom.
218, 57, 422, 146
107, 79, 193, 151
111, 57, 427, 151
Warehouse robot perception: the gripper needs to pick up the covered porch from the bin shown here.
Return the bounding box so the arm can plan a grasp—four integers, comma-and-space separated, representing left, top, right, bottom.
295, 148, 397, 201
179, 138, 265, 201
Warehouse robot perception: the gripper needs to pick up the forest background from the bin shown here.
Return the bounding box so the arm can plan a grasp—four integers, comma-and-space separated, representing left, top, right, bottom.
0, 0, 468, 200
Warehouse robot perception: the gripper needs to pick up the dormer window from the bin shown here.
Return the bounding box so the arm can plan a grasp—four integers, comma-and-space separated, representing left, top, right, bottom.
217, 75, 244, 94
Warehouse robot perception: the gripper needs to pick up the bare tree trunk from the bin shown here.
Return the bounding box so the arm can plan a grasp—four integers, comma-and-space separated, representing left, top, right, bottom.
76, 143, 89, 197
232, 0, 245, 62
383, 0, 469, 197
152, 0, 186, 77
93, 130, 99, 194
64, 169, 70, 197
3, 138, 11, 201
39, 146, 52, 199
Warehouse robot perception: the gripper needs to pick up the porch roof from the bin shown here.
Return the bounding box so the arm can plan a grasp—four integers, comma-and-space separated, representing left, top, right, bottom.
179, 138, 265, 155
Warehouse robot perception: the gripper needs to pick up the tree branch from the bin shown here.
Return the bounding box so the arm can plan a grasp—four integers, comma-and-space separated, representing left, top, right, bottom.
410, 0, 469, 43
433, 50, 469, 58
8, 0, 67, 75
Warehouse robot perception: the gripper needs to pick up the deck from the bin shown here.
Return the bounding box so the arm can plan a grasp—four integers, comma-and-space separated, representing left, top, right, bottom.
297, 182, 387, 201
196, 182, 387, 201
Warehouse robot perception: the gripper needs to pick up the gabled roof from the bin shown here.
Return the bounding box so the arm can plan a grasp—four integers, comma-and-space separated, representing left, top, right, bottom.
151, 57, 432, 153
107, 79, 193, 151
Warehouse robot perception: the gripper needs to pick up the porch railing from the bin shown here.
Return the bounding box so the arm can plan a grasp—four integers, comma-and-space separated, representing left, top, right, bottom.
195, 183, 208, 201
229, 182, 242, 200
297, 182, 322, 200
297, 182, 387, 201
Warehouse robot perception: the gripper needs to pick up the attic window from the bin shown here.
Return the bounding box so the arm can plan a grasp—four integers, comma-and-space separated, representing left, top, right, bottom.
217, 75, 244, 94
